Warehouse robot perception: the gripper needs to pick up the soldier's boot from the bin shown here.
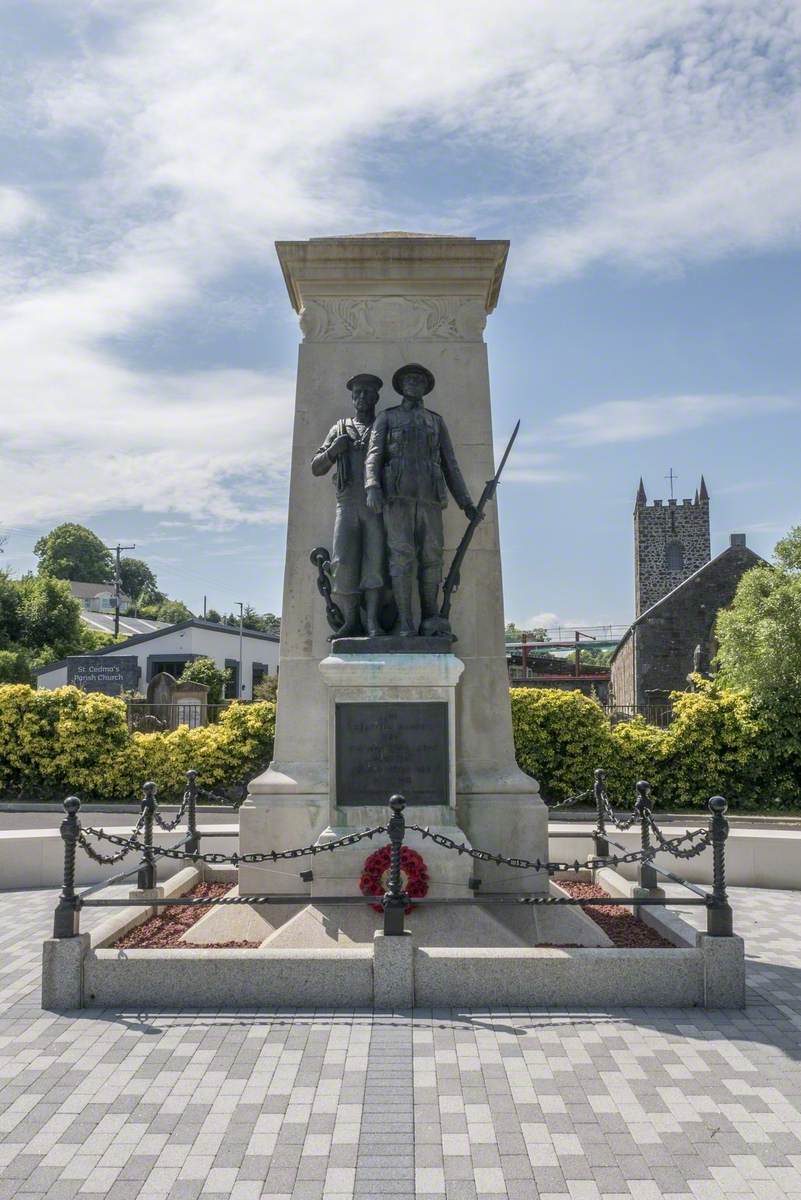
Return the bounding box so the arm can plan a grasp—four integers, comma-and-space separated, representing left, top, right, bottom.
364, 589, 382, 638
419, 578, 452, 638
394, 576, 416, 637
334, 594, 362, 638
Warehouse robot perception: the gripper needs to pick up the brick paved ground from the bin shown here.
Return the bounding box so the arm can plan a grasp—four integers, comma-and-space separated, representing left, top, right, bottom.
2, 886, 801, 1199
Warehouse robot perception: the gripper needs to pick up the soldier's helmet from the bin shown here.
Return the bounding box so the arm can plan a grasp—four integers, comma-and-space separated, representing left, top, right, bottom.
392, 363, 435, 396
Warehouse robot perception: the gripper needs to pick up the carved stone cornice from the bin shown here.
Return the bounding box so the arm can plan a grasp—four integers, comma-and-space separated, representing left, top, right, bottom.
298, 295, 487, 342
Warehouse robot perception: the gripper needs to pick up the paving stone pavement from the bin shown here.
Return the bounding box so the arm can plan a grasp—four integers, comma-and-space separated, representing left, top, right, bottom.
2, 885, 801, 1199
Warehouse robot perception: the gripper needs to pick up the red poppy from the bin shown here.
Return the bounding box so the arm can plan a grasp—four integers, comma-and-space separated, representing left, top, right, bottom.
359, 844, 430, 913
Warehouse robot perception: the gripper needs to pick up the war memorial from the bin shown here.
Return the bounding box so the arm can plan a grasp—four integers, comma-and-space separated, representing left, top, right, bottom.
41, 234, 745, 1010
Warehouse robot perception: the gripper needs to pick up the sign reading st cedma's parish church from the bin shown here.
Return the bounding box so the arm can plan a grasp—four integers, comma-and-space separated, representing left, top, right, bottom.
66, 655, 140, 694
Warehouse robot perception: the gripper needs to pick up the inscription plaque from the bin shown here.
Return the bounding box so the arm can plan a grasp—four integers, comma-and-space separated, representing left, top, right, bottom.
336, 701, 449, 806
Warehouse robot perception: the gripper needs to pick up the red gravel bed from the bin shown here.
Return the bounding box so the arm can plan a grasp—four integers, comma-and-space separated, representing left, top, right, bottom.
558, 880, 675, 948
112, 882, 259, 949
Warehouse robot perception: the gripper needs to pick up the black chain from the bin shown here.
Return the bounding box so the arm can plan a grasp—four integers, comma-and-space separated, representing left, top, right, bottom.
79, 823, 388, 867
77, 812, 146, 865
407, 822, 710, 875
544, 788, 592, 811
151, 788, 190, 832
643, 811, 712, 859
310, 547, 344, 632
599, 789, 640, 830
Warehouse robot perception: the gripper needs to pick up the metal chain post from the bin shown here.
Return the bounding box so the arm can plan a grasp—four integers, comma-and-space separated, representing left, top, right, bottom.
383, 794, 408, 935
635, 781, 659, 892
593, 769, 609, 860
53, 797, 82, 938
185, 770, 200, 855
707, 796, 733, 936
137, 781, 158, 890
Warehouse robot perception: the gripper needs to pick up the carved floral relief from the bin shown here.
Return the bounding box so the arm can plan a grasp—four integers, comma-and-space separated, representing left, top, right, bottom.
298, 296, 487, 342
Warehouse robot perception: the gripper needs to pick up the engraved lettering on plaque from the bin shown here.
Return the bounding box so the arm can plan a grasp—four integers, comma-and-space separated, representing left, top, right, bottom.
335, 701, 449, 806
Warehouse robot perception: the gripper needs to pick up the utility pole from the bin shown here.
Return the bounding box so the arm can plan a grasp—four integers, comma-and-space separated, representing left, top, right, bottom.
237, 602, 245, 699
107, 543, 135, 637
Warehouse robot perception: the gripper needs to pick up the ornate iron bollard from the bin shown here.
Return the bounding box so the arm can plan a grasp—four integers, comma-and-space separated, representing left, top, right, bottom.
707, 796, 733, 937
185, 770, 200, 856
137, 781, 158, 891
382, 794, 409, 936
593, 769, 609, 860
635, 780, 659, 892
53, 797, 81, 938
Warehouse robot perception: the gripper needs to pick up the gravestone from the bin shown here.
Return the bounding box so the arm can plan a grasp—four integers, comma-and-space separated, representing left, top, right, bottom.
67, 655, 139, 695
146, 671, 209, 730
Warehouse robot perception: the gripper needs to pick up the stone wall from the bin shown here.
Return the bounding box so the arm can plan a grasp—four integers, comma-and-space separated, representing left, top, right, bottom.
635, 495, 711, 615
609, 629, 636, 707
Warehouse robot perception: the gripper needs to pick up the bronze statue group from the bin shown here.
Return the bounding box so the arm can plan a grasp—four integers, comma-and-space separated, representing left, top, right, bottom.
312, 363, 516, 642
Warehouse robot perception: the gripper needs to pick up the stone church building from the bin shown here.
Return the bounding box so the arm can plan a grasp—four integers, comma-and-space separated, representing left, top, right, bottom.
609, 477, 763, 708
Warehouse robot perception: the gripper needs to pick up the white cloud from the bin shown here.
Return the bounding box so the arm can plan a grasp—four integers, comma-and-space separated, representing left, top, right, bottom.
1, 1, 800, 528
0, 186, 42, 235
548, 394, 796, 446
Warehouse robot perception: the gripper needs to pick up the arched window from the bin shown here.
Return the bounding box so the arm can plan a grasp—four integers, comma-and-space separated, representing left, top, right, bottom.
666, 541, 684, 571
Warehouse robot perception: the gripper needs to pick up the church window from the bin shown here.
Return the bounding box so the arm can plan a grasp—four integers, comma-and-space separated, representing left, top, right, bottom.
666, 541, 684, 571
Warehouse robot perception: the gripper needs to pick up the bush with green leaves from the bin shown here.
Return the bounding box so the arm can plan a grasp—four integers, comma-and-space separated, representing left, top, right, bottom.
0, 684, 275, 803
511, 681, 789, 811
180, 657, 231, 706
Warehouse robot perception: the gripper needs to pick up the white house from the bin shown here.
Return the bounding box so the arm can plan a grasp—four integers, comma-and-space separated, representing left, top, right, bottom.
36, 619, 280, 700
68, 580, 133, 614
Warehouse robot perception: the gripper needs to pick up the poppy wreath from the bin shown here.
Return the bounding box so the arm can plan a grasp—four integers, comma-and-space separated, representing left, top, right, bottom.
359, 844, 430, 914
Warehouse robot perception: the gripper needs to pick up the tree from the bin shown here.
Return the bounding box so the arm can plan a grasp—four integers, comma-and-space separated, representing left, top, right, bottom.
219, 607, 280, 635
0, 647, 34, 684
505, 621, 547, 643
120, 557, 163, 606
139, 598, 194, 624
0, 571, 22, 648
16, 575, 83, 656
34, 523, 113, 582
180, 657, 231, 706
205, 608, 222, 623
716, 527, 801, 703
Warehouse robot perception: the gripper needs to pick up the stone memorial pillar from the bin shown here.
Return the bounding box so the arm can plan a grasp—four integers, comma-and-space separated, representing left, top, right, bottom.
239, 234, 546, 896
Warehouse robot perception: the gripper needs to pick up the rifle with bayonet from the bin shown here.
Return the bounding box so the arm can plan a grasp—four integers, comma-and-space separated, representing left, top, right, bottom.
439, 419, 520, 625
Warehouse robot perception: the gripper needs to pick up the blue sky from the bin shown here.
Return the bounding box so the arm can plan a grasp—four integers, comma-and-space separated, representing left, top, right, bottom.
1, 1, 800, 631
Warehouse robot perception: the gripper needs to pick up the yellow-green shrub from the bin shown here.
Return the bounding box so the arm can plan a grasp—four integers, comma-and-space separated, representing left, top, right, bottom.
512, 682, 779, 810
511, 688, 612, 801
0, 684, 275, 802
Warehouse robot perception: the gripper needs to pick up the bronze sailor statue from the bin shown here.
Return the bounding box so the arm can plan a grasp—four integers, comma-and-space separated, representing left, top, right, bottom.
311, 373, 387, 638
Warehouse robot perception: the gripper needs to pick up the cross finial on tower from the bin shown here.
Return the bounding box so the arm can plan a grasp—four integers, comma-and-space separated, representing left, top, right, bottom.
664, 468, 678, 500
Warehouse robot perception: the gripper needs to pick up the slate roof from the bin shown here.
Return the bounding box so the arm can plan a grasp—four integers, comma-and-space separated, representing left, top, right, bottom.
35, 618, 279, 677
610, 540, 764, 664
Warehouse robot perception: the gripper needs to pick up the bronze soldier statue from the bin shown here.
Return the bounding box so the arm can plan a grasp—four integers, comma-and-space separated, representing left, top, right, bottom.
365, 363, 478, 637
311, 374, 387, 638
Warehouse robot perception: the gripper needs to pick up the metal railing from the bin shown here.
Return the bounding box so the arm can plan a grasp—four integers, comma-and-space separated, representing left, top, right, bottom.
603, 703, 674, 728
51, 768, 733, 943
126, 702, 237, 732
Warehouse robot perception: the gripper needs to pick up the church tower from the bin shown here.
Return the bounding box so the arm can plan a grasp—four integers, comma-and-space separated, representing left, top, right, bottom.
634, 475, 711, 615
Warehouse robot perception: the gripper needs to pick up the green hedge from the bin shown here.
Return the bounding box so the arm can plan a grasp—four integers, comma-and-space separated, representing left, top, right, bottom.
0, 685, 275, 803
511, 682, 782, 809
0, 681, 795, 810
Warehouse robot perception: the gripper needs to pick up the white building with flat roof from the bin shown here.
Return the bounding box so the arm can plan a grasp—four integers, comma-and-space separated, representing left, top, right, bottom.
36, 619, 280, 700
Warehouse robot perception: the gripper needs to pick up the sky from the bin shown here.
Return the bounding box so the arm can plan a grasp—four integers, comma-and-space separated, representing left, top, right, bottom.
1, 0, 800, 632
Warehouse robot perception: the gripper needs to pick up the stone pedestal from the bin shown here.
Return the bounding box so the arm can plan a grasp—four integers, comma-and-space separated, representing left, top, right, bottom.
240, 234, 546, 897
